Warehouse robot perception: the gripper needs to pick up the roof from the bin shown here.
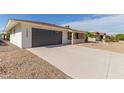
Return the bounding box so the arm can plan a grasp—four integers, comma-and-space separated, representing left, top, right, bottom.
5, 19, 86, 33
11, 19, 69, 30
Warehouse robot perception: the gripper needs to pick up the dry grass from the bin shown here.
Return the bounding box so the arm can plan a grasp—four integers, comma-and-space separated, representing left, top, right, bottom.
0, 41, 70, 79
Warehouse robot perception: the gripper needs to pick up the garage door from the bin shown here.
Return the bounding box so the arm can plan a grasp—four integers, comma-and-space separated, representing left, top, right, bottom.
32, 28, 62, 47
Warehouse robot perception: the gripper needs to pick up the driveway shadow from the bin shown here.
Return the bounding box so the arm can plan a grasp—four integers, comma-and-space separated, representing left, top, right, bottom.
43, 44, 69, 48
32, 44, 70, 48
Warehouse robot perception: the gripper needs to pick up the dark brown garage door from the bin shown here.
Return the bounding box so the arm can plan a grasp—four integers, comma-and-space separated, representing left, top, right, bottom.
32, 28, 62, 47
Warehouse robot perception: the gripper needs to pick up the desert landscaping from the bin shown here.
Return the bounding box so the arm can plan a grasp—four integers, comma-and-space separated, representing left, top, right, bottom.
0, 41, 70, 79
78, 42, 124, 54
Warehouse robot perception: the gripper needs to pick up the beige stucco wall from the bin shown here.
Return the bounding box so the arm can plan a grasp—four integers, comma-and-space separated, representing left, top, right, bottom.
88, 37, 96, 42
10, 24, 22, 48
10, 23, 32, 48
21, 24, 32, 48
73, 33, 86, 44
62, 31, 71, 44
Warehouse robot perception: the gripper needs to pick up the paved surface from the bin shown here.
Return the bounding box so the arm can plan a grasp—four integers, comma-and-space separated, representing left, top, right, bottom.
28, 45, 124, 79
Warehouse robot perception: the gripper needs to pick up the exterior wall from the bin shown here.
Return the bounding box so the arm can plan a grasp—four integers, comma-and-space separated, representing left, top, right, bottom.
10, 24, 22, 48
62, 31, 71, 44
10, 23, 32, 48
62, 32, 86, 44
73, 33, 86, 44
88, 37, 96, 42
73, 39, 85, 44
21, 24, 32, 48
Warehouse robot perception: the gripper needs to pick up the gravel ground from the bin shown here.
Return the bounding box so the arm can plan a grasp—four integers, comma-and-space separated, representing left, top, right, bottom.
78, 42, 124, 54
0, 41, 70, 79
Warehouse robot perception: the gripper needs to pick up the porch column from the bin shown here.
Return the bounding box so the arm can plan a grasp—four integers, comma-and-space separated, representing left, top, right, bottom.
71, 32, 74, 45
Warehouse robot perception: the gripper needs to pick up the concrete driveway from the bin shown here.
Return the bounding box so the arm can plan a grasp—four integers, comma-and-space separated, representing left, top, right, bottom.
27, 45, 124, 79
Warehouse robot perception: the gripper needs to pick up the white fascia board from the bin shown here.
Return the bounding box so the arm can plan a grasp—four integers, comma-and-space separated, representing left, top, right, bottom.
4, 20, 19, 32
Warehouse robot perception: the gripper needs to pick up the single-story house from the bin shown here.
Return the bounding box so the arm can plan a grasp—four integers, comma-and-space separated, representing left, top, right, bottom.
91, 32, 106, 41
0, 32, 10, 40
5, 19, 86, 48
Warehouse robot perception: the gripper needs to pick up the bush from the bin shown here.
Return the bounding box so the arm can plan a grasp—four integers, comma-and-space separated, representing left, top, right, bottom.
104, 35, 119, 42
110, 35, 119, 42
116, 34, 124, 40
85, 32, 94, 38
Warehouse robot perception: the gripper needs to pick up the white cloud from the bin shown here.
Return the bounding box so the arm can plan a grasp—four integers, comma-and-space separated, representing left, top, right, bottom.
63, 15, 124, 35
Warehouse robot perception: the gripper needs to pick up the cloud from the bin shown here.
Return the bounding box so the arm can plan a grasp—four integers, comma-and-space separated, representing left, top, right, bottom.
63, 15, 124, 35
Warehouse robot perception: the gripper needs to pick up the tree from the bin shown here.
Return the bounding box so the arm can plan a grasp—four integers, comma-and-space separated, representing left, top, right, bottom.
84, 32, 95, 43
85, 32, 94, 38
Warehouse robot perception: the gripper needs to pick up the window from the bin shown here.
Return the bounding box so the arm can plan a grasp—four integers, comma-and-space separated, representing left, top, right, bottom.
76, 33, 79, 39
68, 32, 72, 40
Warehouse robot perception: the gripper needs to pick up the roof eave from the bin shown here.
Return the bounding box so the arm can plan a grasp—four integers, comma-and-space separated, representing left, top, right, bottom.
4, 20, 19, 33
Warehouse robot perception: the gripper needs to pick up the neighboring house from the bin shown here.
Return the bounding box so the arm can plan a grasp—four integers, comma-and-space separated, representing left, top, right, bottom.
92, 32, 106, 41
5, 19, 86, 48
85, 32, 106, 43
88, 37, 96, 42
85, 32, 96, 42
0, 32, 10, 40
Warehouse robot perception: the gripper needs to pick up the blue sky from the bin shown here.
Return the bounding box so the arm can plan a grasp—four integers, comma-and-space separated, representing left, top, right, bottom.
0, 14, 123, 34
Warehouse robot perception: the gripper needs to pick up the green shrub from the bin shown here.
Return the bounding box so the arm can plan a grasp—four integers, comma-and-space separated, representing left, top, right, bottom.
85, 32, 94, 38
116, 34, 124, 40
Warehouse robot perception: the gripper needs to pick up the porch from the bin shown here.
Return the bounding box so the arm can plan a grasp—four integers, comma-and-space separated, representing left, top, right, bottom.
67, 31, 86, 45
